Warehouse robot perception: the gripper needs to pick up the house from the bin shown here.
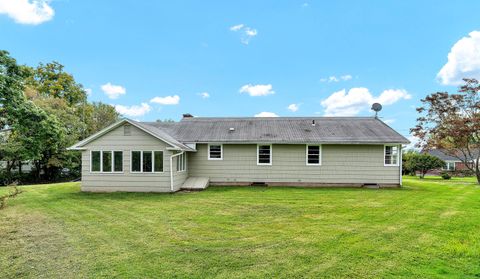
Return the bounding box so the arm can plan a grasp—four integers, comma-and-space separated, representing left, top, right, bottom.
68, 115, 410, 192
427, 149, 476, 174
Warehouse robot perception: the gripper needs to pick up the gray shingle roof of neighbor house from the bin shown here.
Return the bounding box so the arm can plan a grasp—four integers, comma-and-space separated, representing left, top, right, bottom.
142, 117, 410, 144
427, 149, 479, 161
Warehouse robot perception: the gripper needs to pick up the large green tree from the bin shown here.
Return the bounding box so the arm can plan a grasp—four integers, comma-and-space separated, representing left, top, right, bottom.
412, 78, 480, 183
1, 50, 120, 183
0, 51, 65, 181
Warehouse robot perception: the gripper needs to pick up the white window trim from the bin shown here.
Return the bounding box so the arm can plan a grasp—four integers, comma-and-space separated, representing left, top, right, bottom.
306, 144, 322, 166
257, 144, 272, 166
384, 144, 400, 167
153, 151, 165, 173
177, 152, 187, 172
90, 150, 124, 173
131, 151, 164, 173
442, 161, 456, 171
208, 144, 223, 160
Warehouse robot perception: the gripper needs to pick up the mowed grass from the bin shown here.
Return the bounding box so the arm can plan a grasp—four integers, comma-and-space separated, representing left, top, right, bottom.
1, 177, 480, 278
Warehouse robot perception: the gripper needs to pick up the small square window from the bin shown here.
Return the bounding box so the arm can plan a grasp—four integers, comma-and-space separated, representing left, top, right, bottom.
306, 145, 321, 165
208, 144, 223, 160
257, 145, 272, 165
384, 145, 399, 166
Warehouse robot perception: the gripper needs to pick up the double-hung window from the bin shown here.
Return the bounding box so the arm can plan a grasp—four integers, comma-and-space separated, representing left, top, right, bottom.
208, 144, 223, 160
131, 151, 164, 173
306, 145, 321, 165
443, 161, 455, 171
91, 151, 123, 172
384, 145, 399, 166
257, 144, 272, 165
176, 153, 186, 172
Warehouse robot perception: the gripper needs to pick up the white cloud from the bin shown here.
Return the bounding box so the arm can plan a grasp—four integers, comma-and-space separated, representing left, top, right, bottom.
198, 92, 210, 99
302, 3, 309, 7
239, 84, 274, 96
150, 95, 180, 105
0, 0, 54, 25
230, 23, 258, 45
230, 24, 244, 31
383, 119, 395, 125
101, 83, 126, 99
114, 103, 151, 117
405, 135, 420, 151
254, 112, 279, 117
85, 88, 92, 96
320, 74, 353, 83
437, 30, 480, 85
321, 87, 411, 116
375, 89, 411, 105
287, 103, 300, 112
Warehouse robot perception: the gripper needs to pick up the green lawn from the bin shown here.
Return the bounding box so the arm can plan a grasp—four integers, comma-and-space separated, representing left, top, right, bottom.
1, 177, 480, 278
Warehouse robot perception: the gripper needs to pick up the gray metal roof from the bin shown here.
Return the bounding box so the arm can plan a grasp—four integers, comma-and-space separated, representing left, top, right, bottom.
141, 117, 409, 144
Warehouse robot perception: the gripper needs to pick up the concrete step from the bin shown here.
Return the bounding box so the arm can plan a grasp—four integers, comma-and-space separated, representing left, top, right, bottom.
181, 177, 209, 190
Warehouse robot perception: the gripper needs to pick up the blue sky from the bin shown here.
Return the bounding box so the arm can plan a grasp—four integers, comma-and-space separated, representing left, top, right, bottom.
1, 0, 480, 142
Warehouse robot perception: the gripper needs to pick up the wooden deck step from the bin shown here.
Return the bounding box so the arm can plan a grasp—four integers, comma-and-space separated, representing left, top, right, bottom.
181, 177, 209, 190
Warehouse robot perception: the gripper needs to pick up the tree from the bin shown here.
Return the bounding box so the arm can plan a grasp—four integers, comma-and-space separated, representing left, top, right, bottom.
412, 78, 480, 183
24, 62, 118, 179
404, 153, 445, 178
402, 150, 418, 175
0, 51, 65, 182
83, 102, 120, 137
1, 51, 119, 183
25, 61, 87, 106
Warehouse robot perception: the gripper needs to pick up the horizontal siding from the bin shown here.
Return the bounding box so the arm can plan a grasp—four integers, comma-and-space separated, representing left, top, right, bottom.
81, 124, 174, 192
188, 144, 400, 184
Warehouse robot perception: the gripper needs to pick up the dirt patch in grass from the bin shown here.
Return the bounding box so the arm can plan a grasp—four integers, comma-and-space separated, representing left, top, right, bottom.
0, 206, 85, 278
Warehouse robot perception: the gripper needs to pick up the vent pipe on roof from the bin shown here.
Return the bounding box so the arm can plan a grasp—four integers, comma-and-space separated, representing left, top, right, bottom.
312, 120, 316, 127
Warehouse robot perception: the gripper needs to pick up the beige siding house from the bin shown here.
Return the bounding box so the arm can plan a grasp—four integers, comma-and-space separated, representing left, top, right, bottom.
69, 116, 409, 192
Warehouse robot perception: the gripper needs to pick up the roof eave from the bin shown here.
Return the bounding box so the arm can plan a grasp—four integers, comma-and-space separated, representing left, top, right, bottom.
68, 118, 184, 150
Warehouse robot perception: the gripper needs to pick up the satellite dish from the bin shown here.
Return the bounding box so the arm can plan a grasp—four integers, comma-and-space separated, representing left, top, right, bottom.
371, 103, 382, 118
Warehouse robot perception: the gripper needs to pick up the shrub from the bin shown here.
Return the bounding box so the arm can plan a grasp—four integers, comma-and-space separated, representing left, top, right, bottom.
441, 172, 452, 180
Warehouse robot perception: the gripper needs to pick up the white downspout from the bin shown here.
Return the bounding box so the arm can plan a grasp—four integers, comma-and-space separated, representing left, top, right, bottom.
399, 144, 403, 187
170, 151, 184, 192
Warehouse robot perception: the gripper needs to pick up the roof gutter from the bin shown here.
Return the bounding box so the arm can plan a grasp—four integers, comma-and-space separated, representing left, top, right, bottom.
169, 151, 184, 192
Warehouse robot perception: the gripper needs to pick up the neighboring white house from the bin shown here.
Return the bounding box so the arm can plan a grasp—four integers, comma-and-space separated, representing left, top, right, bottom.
68, 115, 410, 192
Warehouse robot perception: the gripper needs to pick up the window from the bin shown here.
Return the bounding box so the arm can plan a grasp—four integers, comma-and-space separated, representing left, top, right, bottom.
131, 151, 164, 173
143, 151, 153, 172
257, 145, 272, 165
208, 144, 223, 160
114, 151, 123, 172
102, 151, 112, 172
443, 162, 455, 171
154, 151, 164, 172
131, 151, 141, 172
306, 145, 321, 165
384, 145, 399, 166
91, 151, 101, 172
91, 151, 123, 172
176, 153, 186, 172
